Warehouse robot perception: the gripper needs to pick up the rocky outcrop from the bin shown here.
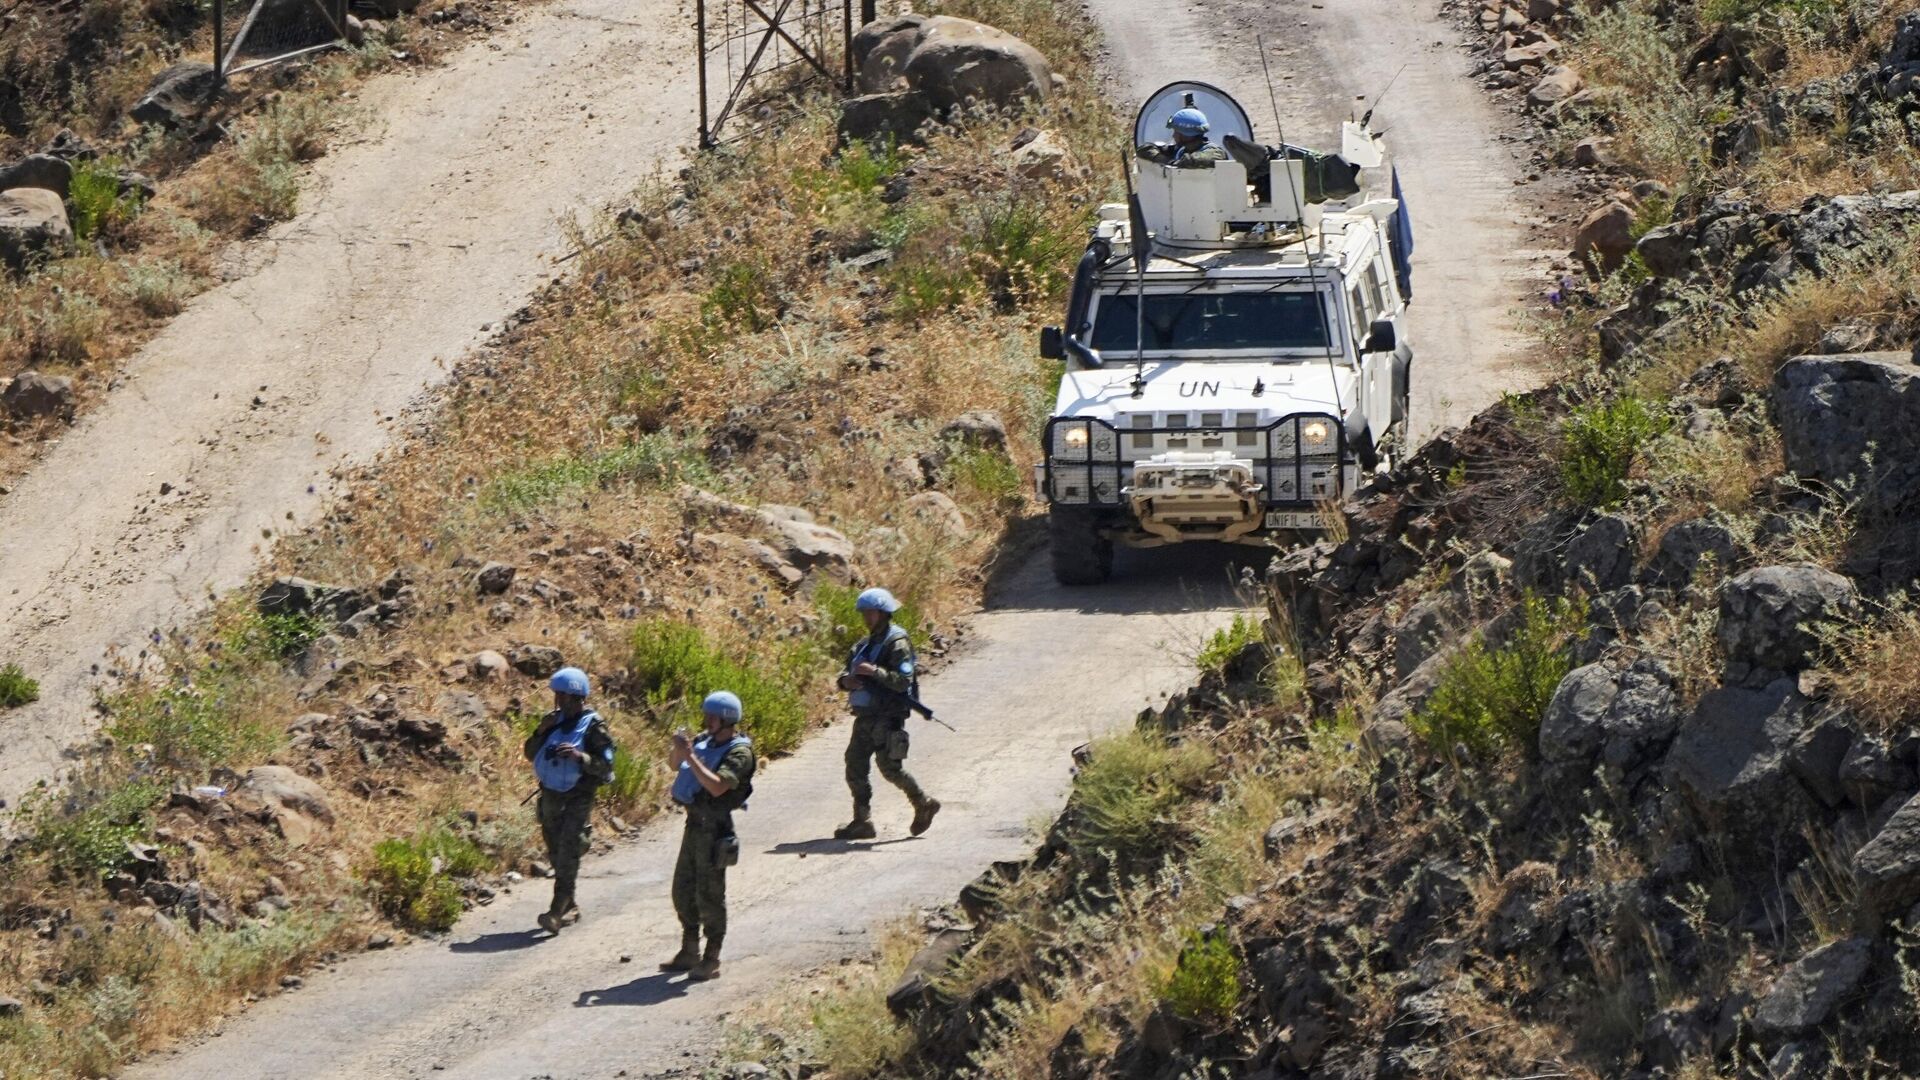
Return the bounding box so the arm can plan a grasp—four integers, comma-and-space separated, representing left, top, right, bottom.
1666, 679, 1816, 840
1573, 200, 1636, 275
0, 187, 73, 270
129, 61, 220, 130
1716, 565, 1858, 685
847, 15, 1051, 130
2, 371, 75, 422
1752, 938, 1873, 1037
1774, 353, 1920, 518
1853, 793, 1920, 920
0, 154, 73, 196
1537, 660, 1679, 770
233, 765, 334, 847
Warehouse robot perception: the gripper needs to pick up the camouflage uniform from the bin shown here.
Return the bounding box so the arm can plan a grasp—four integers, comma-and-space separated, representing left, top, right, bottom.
843, 626, 930, 820
522, 710, 614, 919
1137, 141, 1228, 168
672, 738, 756, 952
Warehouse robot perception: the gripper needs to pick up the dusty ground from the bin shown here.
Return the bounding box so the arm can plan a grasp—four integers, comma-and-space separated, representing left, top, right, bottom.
125, 549, 1249, 1079
0, 0, 692, 811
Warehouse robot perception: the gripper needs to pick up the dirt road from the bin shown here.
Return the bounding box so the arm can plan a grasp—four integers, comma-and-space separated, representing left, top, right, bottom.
127, 551, 1248, 1079
0, 0, 693, 810
1094, 0, 1554, 440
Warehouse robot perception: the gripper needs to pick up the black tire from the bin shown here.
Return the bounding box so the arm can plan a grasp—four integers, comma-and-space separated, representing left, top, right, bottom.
1048, 508, 1113, 586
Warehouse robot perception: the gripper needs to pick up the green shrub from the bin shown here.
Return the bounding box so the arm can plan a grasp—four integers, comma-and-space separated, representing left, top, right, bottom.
629, 619, 809, 754
1411, 594, 1587, 757
482, 432, 711, 511
227, 611, 328, 661
117, 258, 197, 317
67, 158, 142, 241
0, 663, 39, 708
1558, 395, 1670, 509
1196, 614, 1264, 676
701, 263, 779, 335
944, 446, 1024, 508
23, 781, 163, 877
1160, 929, 1243, 1023
970, 200, 1075, 308
1069, 730, 1214, 859
106, 672, 280, 771
602, 744, 655, 816
369, 827, 491, 931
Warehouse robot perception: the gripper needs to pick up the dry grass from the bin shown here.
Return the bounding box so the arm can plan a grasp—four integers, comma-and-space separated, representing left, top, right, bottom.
1819, 595, 1920, 732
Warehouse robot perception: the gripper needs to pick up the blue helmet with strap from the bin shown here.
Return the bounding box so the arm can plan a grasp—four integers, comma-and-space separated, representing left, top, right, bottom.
1169, 107, 1210, 136
703, 690, 743, 723
549, 666, 590, 697
855, 587, 901, 614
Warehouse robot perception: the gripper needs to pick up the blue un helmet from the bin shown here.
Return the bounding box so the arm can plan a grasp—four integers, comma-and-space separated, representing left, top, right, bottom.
703, 690, 743, 723
855, 587, 901, 614
549, 666, 591, 698
1168, 107, 1210, 137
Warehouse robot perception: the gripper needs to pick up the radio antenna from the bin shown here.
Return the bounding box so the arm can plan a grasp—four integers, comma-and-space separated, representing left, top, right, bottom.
1257, 34, 1343, 417
1360, 63, 1408, 128
1121, 145, 1149, 399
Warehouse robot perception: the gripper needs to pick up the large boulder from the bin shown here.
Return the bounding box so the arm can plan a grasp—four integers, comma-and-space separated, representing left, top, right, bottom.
838, 92, 935, 146
0, 154, 73, 196
1716, 565, 1858, 684
854, 15, 1052, 116
1773, 353, 1920, 518
1528, 65, 1584, 108
2, 371, 75, 422
1644, 513, 1744, 589
1752, 938, 1872, 1037
1563, 512, 1636, 592
1574, 200, 1637, 276
1665, 679, 1817, 840
129, 62, 220, 130
0, 188, 74, 270
1854, 792, 1920, 919
233, 765, 334, 847
1538, 660, 1679, 769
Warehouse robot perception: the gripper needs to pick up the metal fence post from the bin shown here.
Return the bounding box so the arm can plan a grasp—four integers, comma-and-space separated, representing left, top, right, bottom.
860, 0, 875, 26
696, 0, 713, 148
842, 0, 853, 93
213, 0, 226, 88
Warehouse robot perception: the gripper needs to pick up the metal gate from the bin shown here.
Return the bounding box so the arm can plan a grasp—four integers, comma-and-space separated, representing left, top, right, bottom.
696, 0, 855, 147
214, 0, 352, 84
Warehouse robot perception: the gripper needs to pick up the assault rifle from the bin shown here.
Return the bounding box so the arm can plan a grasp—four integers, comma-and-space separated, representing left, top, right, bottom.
853, 675, 957, 732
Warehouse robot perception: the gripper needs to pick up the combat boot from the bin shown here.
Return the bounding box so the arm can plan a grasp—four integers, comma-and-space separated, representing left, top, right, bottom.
833, 818, 877, 840
659, 932, 700, 972
688, 938, 723, 981
910, 797, 942, 837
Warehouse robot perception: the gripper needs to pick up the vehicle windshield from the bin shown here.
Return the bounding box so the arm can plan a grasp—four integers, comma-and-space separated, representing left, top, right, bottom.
1088, 289, 1331, 353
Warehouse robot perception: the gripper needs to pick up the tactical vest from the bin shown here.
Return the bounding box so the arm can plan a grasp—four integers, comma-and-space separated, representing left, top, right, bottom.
847, 624, 913, 712
533, 710, 605, 794
672, 733, 753, 809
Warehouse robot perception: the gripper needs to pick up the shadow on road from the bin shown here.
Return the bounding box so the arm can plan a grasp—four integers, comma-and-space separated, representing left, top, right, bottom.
983, 541, 1268, 615
574, 972, 694, 1007
764, 836, 922, 856
448, 929, 547, 954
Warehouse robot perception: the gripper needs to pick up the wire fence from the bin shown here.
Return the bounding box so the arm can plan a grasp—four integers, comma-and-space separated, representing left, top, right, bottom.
215, 0, 351, 82
696, 0, 856, 146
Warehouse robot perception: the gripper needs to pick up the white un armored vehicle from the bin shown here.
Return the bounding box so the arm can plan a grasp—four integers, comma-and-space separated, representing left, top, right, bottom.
1035, 82, 1414, 584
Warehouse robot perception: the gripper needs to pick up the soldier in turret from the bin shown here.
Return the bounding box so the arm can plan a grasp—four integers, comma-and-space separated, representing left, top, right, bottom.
1138, 107, 1226, 168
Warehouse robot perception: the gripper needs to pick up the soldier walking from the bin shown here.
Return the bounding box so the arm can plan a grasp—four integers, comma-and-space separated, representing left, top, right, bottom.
523, 666, 615, 934
833, 588, 940, 841
661, 690, 756, 981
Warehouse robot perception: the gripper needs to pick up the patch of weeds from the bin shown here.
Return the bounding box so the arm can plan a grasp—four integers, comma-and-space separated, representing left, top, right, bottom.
701, 263, 780, 336
1159, 928, 1244, 1023
629, 619, 809, 754
228, 611, 328, 662
67, 157, 142, 242
369, 827, 492, 931
1411, 593, 1588, 757
105, 669, 281, 771
0, 663, 39, 708
1196, 614, 1264, 676
117, 258, 197, 317
602, 745, 656, 817
945, 445, 1024, 508
21, 781, 164, 878
1558, 395, 1670, 509
482, 432, 711, 512
889, 262, 978, 320
1068, 730, 1214, 860
970, 199, 1077, 308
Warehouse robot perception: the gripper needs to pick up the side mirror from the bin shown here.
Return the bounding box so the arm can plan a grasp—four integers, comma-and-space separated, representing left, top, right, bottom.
1363, 318, 1396, 354
1039, 326, 1065, 360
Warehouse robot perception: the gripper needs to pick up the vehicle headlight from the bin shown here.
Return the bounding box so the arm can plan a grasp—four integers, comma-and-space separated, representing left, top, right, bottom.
1301, 419, 1332, 450
1064, 427, 1089, 450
